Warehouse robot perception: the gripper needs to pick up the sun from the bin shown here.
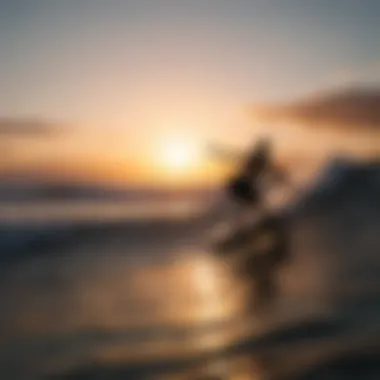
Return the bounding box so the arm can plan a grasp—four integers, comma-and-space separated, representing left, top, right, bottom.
160, 136, 200, 171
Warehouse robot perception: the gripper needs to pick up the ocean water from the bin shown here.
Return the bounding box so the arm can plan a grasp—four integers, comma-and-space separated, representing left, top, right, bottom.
0, 197, 313, 380
0, 198, 256, 379
1, 165, 380, 380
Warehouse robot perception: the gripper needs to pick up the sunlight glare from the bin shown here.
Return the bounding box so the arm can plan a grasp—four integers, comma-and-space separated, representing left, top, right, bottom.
160, 136, 200, 171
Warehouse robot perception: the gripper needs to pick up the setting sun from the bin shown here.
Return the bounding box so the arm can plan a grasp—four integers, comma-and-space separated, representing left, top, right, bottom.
160, 136, 201, 171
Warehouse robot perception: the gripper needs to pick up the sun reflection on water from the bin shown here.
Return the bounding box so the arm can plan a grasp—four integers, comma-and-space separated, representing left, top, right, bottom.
0, 243, 253, 378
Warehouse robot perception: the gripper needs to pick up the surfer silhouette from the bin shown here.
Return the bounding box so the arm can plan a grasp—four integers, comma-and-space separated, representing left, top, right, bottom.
210, 137, 291, 311
208, 136, 289, 223
226, 137, 290, 223
227, 137, 271, 208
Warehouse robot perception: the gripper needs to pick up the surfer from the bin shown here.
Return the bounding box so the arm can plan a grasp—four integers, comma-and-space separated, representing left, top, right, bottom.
226, 137, 271, 209
210, 137, 290, 311
225, 137, 290, 225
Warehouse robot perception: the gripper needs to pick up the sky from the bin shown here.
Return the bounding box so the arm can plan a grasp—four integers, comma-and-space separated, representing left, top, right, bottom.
1, 0, 380, 186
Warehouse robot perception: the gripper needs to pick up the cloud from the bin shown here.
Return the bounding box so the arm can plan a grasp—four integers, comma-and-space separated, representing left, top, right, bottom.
0, 118, 58, 136
253, 87, 380, 130
328, 62, 380, 89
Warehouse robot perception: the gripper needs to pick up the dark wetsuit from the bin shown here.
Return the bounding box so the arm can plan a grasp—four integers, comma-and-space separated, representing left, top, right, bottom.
227, 141, 270, 206
227, 175, 260, 205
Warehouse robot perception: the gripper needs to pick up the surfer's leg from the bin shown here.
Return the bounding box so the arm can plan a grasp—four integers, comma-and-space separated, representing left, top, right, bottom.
256, 274, 277, 312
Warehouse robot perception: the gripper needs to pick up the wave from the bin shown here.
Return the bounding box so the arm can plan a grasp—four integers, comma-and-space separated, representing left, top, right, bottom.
0, 205, 217, 268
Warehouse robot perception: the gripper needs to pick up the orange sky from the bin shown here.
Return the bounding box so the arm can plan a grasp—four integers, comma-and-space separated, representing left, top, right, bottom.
2, 2, 380, 187
1, 127, 232, 187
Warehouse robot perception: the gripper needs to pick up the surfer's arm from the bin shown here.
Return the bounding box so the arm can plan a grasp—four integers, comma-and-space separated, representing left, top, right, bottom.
207, 143, 243, 164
